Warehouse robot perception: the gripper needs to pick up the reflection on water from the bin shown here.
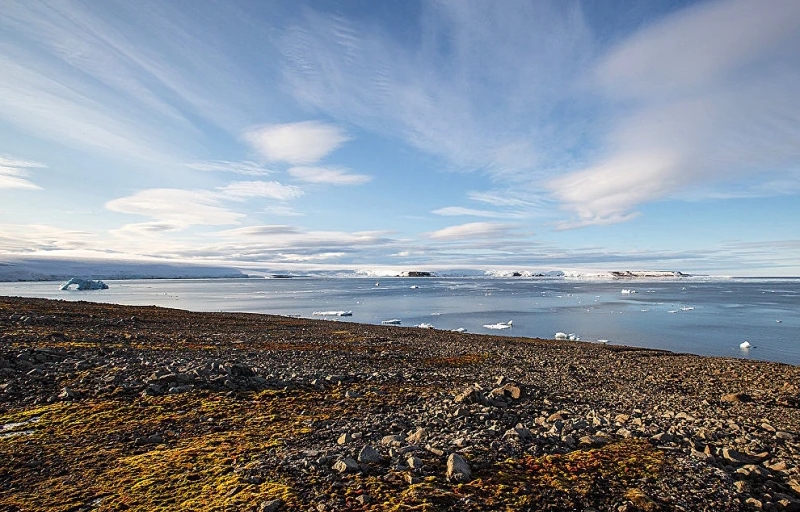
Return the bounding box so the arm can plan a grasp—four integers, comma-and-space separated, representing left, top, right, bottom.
0, 277, 798, 365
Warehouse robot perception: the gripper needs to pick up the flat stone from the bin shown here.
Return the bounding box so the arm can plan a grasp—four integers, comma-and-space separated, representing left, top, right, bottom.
406, 428, 427, 445
337, 432, 352, 445
407, 456, 423, 469
381, 434, 404, 447
332, 457, 359, 473
579, 435, 608, 448
446, 453, 472, 483
357, 445, 382, 464
721, 393, 752, 403
258, 499, 282, 512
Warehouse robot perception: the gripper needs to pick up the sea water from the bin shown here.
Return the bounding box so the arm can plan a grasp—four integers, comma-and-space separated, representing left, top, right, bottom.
0, 277, 798, 365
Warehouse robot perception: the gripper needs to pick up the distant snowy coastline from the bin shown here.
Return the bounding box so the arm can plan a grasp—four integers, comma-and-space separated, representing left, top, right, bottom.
0, 258, 247, 282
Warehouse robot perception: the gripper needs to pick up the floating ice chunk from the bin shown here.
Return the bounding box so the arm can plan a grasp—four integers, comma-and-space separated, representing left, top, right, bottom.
597, 339, 609, 344
621, 289, 636, 294
60, 278, 108, 291
452, 327, 467, 333
410, 285, 419, 289
740, 340, 752, 349
554, 332, 568, 340
312, 311, 353, 317
381, 319, 402, 325
680, 306, 694, 311
483, 320, 512, 330
415, 323, 434, 329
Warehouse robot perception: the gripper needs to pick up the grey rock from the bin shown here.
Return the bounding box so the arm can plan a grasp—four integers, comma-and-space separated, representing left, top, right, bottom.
446, 453, 472, 483
258, 499, 282, 512
357, 445, 382, 464
381, 434, 405, 447
406, 427, 427, 445
332, 457, 359, 473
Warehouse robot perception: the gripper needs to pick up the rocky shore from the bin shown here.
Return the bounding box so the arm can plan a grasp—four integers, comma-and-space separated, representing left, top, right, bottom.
1, 297, 799, 511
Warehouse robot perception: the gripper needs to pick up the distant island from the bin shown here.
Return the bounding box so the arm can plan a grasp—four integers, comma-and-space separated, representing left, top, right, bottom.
0, 257, 247, 283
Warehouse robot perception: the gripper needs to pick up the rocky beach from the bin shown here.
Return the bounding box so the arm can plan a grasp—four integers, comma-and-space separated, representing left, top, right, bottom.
1, 296, 799, 511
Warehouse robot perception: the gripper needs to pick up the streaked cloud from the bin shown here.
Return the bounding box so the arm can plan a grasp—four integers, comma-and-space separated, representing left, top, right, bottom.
0, 223, 93, 253
0, 157, 45, 190
550, 0, 800, 227
288, 166, 371, 185
186, 161, 272, 176
243, 121, 350, 164
427, 222, 515, 241
105, 189, 244, 226
217, 181, 304, 201
432, 206, 523, 219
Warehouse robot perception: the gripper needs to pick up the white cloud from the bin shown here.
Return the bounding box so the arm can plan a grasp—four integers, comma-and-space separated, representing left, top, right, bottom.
0, 157, 45, 190
432, 206, 523, 218
217, 181, 304, 201
278, 3, 592, 175
243, 121, 350, 164
288, 166, 371, 185
427, 222, 514, 241
186, 160, 272, 176
551, 0, 800, 227
105, 188, 243, 226
0, 223, 93, 253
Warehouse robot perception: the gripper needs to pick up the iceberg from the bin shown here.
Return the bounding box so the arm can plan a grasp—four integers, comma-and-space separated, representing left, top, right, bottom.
381, 319, 402, 325
312, 311, 353, 317
60, 278, 109, 291
483, 320, 513, 330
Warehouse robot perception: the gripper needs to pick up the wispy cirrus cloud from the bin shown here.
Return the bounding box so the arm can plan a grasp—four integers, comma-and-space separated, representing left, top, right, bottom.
106, 178, 305, 228
432, 206, 524, 219
105, 189, 243, 226
0, 156, 45, 190
186, 161, 272, 176
278, 3, 592, 176
288, 166, 371, 185
217, 181, 304, 201
243, 121, 350, 165
0, 223, 93, 253
550, 0, 800, 227
427, 222, 516, 241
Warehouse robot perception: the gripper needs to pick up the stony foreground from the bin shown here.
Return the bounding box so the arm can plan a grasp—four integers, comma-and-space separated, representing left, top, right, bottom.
1, 297, 799, 511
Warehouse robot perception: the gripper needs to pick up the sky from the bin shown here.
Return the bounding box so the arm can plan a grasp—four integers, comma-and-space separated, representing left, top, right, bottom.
1, 0, 799, 276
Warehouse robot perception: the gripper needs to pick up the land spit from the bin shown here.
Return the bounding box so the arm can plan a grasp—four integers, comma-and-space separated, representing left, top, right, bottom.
1, 296, 799, 511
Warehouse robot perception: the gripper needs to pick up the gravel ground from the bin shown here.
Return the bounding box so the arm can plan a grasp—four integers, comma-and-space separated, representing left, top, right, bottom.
1, 296, 799, 511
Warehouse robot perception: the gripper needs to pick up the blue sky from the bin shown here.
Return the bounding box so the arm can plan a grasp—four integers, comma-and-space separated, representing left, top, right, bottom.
1, 0, 799, 276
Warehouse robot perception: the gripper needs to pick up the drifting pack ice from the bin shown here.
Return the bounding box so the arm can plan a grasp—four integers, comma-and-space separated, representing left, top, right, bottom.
60, 278, 109, 291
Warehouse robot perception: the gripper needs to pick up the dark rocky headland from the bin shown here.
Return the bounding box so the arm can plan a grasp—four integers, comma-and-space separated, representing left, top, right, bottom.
1, 296, 799, 511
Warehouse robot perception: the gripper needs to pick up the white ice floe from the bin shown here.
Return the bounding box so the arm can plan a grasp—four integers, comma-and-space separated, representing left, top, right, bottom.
410, 285, 420, 289
740, 340, 752, 349
312, 311, 353, 317
680, 306, 694, 311
597, 339, 609, 344
483, 320, 513, 330
381, 319, 402, 325
415, 323, 434, 329
452, 327, 467, 333
668, 310, 678, 314
555, 332, 580, 340
621, 289, 636, 294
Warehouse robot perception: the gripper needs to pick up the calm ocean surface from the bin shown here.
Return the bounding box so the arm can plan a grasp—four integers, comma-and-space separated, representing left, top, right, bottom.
1, 277, 798, 365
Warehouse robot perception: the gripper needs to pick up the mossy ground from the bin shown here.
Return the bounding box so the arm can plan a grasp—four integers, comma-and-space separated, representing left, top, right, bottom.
1, 386, 666, 511
1, 298, 676, 511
